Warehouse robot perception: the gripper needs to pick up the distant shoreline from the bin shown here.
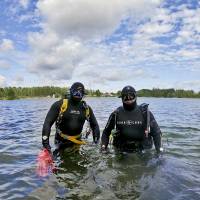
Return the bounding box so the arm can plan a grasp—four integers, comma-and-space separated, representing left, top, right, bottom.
0, 86, 199, 100
1, 95, 200, 100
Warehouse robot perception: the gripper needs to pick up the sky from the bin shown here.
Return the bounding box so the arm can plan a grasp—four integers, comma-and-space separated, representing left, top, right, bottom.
0, 0, 200, 92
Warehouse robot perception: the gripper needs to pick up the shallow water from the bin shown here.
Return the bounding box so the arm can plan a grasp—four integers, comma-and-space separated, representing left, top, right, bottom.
0, 97, 200, 200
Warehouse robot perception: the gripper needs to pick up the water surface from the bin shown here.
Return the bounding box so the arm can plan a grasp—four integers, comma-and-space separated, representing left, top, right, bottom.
0, 97, 200, 200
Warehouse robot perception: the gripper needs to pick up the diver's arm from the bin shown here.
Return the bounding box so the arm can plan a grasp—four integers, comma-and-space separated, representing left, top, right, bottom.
42, 100, 61, 150
101, 111, 116, 149
88, 106, 100, 143
149, 111, 162, 153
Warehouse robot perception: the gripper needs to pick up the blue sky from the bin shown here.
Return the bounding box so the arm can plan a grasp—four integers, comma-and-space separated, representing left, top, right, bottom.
0, 0, 200, 92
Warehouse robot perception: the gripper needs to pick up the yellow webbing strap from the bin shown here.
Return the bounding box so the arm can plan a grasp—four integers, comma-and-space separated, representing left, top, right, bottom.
59, 132, 86, 145
60, 99, 68, 114
109, 134, 113, 145
60, 99, 90, 119
85, 106, 90, 119
58, 99, 89, 145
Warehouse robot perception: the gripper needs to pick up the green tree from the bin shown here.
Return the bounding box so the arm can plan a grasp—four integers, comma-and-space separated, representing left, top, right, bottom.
95, 89, 102, 97
6, 88, 17, 100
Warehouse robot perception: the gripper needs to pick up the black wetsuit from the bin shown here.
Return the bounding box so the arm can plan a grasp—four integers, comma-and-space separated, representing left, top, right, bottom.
42, 98, 100, 149
101, 105, 162, 153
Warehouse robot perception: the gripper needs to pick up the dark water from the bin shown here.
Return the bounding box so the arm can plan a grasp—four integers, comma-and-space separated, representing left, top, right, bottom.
0, 97, 200, 200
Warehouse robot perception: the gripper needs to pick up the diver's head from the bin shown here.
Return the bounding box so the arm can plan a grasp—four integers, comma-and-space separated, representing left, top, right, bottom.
121, 86, 137, 110
70, 82, 85, 102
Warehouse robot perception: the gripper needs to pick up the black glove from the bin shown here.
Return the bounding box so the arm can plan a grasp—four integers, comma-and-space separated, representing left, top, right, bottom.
100, 144, 108, 153
155, 147, 163, 158
93, 133, 100, 144
93, 136, 99, 144
42, 136, 51, 152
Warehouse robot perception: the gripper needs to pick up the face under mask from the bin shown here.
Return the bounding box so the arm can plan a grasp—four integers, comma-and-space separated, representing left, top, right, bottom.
122, 93, 136, 105
70, 87, 84, 101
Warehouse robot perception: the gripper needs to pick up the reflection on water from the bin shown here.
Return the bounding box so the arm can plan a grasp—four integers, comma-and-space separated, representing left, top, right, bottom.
0, 97, 200, 200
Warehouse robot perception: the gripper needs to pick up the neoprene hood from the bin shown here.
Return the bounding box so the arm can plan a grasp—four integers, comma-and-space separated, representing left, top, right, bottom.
70, 82, 85, 101
121, 86, 136, 98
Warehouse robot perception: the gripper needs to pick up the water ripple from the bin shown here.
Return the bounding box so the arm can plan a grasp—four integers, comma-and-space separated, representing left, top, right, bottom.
0, 98, 200, 199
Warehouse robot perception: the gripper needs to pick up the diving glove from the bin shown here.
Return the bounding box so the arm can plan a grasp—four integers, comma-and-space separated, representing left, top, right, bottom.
93, 133, 100, 144
155, 147, 164, 158
42, 135, 51, 152
100, 144, 108, 153
93, 136, 99, 144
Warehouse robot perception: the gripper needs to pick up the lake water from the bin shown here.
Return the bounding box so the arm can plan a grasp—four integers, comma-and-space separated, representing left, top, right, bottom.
0, 97, 200, 200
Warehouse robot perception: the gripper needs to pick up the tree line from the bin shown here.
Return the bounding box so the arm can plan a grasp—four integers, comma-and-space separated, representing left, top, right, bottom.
0, 86, 199, 100
0, 87, 67, 100
137, 88, 200, 98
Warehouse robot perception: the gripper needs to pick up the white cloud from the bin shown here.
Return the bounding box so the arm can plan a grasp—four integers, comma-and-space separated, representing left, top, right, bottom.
19, 0, 29, 9
138, 22, 172, 36
11, 0, 197, 91
128, 4, 200, 76
0, 60, 11, 69
28, 31, 59, 51
175, 80, 200, 91
18, 13, 34, 23
177, 49, 200, 59
7, 1, 30, 16
36, 0, 161, 40
28, 33, 88, 80
0, 39, 14, 52
0, 75, 6, 87
173, 7, 200, 45
15, 75, 24, 82
135, 6, 174, 38
74, 64, 148, 84
10, 75, 25, 86
26, 0, 161, 83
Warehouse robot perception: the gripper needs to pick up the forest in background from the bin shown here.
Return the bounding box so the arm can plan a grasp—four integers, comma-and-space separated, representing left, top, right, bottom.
0, 86, 200, 100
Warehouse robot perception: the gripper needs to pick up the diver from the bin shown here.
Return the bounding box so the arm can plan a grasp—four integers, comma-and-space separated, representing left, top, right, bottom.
42, 82, 100, 156
101, 86, 162, 155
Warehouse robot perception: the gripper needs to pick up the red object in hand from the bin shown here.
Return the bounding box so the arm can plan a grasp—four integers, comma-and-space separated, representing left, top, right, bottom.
36, 148, 56, 177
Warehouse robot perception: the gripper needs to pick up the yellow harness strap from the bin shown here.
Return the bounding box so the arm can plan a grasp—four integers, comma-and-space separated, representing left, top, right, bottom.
60, 99, 68, 114
57, 99, 89, 145
85, 105, 90, 119
59, 132, 86, 145
60, 99, 90, 119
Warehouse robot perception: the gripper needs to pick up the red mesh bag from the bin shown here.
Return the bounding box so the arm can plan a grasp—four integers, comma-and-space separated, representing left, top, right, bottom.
36, 148, 56, 177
